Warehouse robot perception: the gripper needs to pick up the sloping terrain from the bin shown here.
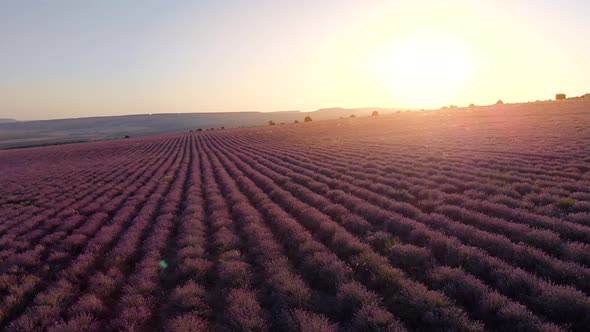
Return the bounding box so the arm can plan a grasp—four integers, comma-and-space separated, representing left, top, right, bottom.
0, 100, 589, 331
0, 108, 394, 149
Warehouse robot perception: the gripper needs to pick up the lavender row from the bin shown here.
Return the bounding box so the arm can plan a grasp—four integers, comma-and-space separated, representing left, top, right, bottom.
212, 133, 590, 329
211, 134, 562, 331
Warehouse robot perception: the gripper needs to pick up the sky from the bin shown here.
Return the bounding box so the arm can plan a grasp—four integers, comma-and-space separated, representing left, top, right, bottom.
1, 0, 589, 121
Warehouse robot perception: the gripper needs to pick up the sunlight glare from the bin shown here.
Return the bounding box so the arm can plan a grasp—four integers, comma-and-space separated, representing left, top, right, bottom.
372, 31, 475, 108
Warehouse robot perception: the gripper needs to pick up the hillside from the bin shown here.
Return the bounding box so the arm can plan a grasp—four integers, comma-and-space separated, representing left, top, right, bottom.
0, 108, 396, 149
0, 100, 589, 330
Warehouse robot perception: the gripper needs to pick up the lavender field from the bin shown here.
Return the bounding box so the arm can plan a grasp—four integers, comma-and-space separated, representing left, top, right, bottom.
1, 102, 590, 331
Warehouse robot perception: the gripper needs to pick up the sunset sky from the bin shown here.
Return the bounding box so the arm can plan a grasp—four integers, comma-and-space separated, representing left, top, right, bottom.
1, 0, 589, 120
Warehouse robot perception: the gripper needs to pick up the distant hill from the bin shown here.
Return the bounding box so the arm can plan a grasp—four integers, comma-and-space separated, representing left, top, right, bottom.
0, 118, 17, 124
0, 108, 402, 149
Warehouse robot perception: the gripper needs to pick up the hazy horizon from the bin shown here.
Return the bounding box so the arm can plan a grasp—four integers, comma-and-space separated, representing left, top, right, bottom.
2, 0, 589, 121
0, 107, 391, 122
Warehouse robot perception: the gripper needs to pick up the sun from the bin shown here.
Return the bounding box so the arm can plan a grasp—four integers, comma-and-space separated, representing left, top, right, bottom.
372, 31, 475, 108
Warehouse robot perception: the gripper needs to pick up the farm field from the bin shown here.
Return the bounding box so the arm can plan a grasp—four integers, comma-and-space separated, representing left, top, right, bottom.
1, 102, 590, 331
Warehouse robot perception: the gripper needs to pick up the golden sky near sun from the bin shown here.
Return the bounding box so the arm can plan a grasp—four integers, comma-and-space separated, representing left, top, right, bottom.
1, 1, 589, 120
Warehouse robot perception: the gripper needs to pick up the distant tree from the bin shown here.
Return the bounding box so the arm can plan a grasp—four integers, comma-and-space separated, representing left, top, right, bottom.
197, 128, 202, 131
280, 122, 285, 125
294, 120, 299, 124
268, 120, 276, 126
304, 116, 313, 123
124, 135, 130, 138
496, 99, 504, 105
556, 93, 566, 100
371, 110, 379, 116
220, 126, 225, 129
440, 106, 448, 110
449, 105, 458, 109
469, 103, 475, 108
350, 114, 356, 118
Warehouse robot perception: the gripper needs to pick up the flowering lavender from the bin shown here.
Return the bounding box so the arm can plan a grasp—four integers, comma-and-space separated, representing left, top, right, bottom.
1, 103, 589, 330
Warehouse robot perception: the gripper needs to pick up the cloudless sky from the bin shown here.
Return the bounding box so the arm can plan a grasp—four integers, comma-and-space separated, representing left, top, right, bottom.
1, 0, 589, 120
